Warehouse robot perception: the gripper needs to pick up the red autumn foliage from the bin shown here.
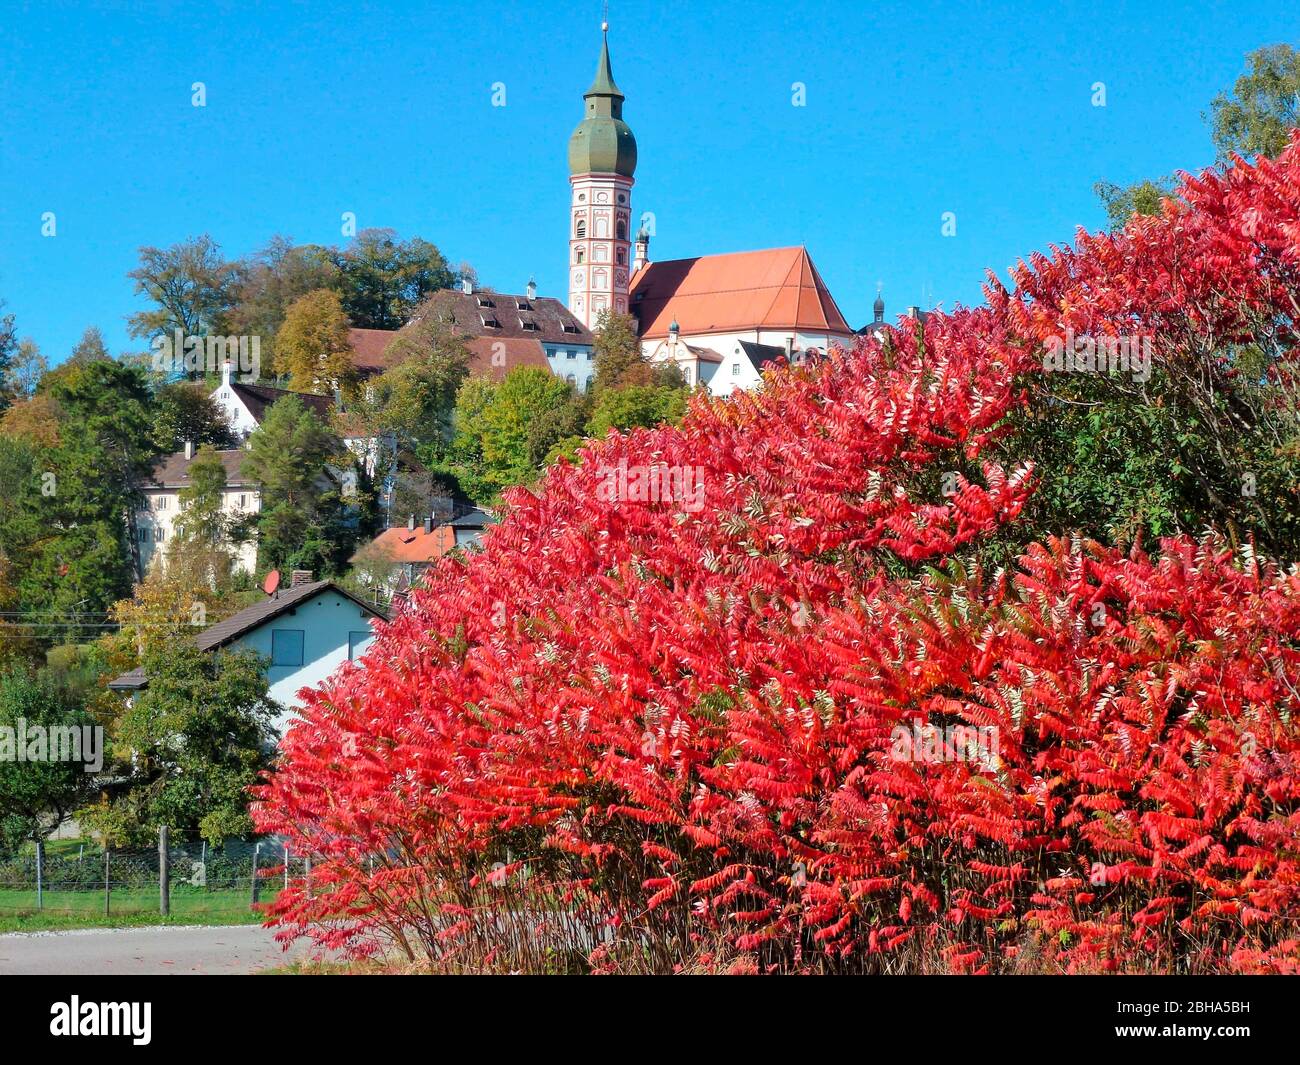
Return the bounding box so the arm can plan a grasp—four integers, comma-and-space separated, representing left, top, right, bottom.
253, 137, 1300, 974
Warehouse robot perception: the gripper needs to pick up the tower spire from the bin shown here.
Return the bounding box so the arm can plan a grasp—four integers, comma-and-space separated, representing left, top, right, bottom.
567, 20, 637, 329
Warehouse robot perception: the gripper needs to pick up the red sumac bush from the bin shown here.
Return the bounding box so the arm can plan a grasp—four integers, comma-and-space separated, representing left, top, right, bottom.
254, 138, 1300, 974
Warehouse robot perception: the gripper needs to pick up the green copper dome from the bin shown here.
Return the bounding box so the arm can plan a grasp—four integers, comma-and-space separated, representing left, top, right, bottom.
568, 32, 637, 178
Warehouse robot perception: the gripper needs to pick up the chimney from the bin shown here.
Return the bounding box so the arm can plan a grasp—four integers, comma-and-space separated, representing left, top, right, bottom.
423, 516, 434, 535
461, 277, 473, 295
407, 514, 415, 531
289, 569, 313, 587
184, 440, 195, 460
526, 277, 537, 301
907, 305, 920, 319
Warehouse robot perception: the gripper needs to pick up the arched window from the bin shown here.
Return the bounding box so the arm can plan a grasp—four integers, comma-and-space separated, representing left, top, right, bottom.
616, 219, 627, 240
575, 218, 586, 238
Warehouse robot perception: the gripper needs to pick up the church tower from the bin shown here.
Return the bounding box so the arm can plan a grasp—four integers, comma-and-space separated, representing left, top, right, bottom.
567, 23, 637, 330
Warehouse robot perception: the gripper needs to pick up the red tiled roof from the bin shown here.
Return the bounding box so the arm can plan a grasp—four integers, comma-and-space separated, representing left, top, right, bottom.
346, 329, 552, 383
362, 524, 457, 564
630, 246, 853, 340
348, 327, 400, 373
464, 337, 551, 381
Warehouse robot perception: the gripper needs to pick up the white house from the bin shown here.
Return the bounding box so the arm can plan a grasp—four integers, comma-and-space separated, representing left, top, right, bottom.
137, 444, 260, 574
209, 362, 334, 440
109, 576, 388, 737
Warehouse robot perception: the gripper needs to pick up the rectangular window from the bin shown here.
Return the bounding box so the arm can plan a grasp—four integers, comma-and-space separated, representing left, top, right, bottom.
732, 364, 740, 375
566, 350, 576, 359
271, 629, 305, 667
156, 527, 166, 542
138, 528, 150, 543
348, 631, 374, 661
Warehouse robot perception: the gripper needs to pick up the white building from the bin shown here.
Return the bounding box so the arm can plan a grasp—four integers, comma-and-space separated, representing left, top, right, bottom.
109, 576, 387, 736
137, 444, 260, 575
209, 362, 334, 441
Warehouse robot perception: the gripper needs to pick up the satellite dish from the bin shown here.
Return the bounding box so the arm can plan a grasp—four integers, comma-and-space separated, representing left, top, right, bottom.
263, 569, 281, 596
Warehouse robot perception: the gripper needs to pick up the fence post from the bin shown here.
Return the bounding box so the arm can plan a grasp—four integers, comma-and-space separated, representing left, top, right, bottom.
284, 845, 290, 892
200, 840, 208, 892
250, 842, 261, 904
305, 854, 312, 899
35, 839, 44, 911
104, 847, 111, 917
159, 826, 170, 917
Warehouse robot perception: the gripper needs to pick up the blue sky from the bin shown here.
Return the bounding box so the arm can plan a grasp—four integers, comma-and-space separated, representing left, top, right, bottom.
0, 0, 1293, 362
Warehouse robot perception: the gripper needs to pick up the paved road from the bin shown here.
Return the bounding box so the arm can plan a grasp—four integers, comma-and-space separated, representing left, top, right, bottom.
0, 924, 310, 975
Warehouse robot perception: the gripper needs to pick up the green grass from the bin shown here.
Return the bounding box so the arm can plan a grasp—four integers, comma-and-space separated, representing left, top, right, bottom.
0, 886, 280, 934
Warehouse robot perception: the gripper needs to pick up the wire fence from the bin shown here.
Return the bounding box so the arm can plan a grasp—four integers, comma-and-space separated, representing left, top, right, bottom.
0, 832, 308, 920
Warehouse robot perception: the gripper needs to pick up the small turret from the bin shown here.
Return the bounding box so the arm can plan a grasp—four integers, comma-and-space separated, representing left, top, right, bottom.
633, 222, 650, 272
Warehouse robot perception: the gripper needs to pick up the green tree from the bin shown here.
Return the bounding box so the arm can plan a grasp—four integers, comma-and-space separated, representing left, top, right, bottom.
1093, 177, 1175, 231
440, 376, 498, 502
0, 302, 20, 413
0, 670, 100, 850
591, 310, 654, 392
8, 338, 47, 400
241, 395, 354, 573
369, 319, 472, 444
69, 326, 111, 364
333, 229, 457, 329
449, 368, 572, 501
277, 288, 356, 395
223, 236, 341, 375
127, 235, 236, 342
174, 446, 230, 546
150, 380, 236, 452
586, 384, 689, 439
4, 360, 163, 628
88, 645, 278, 845
1208, 43, 1300, 160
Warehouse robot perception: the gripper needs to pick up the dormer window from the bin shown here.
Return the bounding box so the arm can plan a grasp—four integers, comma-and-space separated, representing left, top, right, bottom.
515, 298, 530, 310
520, 318, 540, 331
562, 323, 581, 334
481, 313, 500, 328
476, 296, 495, 308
